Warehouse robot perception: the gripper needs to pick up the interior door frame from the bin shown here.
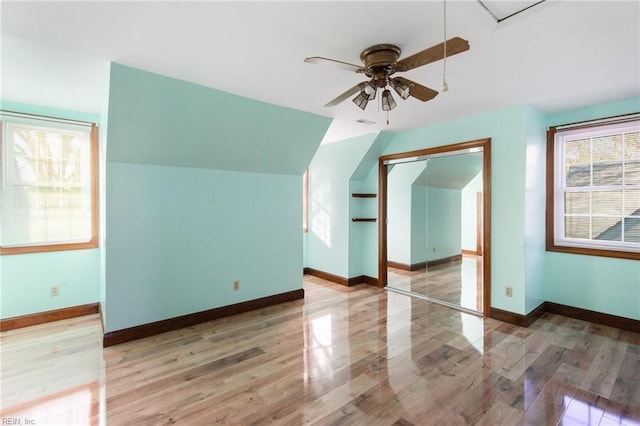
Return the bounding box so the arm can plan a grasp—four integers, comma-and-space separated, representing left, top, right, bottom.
378, 138, 492, 316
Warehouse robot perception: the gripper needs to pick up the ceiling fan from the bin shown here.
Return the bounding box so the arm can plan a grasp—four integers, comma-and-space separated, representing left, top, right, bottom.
304, 37, 470, 112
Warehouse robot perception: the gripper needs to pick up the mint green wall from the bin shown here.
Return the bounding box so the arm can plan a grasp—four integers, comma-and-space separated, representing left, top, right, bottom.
427, 187, 462, 261
105, 163, 303, 331
0, 101, 100, 123
350, 132, 393, 279
306, 134, 378, 278
348, 180, 367, 277
107, 63, 329, 175
105, 63, 330, 332
411, 185, 427, 265
546, 97, 639, 129
543, 97, 640, 320
387, 162, 426, 265
524, 106, 547, 313
0, 102, 102, 319
1, 250, 100, 318
360, 162, 382, 278
384, 106, 528, 314
545, 253, 639, 319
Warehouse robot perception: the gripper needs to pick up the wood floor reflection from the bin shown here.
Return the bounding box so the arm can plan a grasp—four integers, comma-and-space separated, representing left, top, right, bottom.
1, 275, 639, 425
387, 255, 484, 313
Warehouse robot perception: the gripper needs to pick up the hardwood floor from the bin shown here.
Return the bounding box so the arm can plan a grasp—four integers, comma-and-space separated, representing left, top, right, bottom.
1, 275, 639, 425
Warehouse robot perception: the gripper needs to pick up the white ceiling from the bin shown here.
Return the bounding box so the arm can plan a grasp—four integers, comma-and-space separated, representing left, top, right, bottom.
1, 1, 639, 132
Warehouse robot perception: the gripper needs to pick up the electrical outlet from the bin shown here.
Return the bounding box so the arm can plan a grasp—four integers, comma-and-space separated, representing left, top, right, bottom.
432, 247, 436, 253
505, 286, 512, 297
50, 286, 60, 297
233, 280, 240, 291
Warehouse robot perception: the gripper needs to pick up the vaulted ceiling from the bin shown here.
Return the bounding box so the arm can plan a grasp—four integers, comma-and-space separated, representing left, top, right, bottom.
2, 1, 639, 131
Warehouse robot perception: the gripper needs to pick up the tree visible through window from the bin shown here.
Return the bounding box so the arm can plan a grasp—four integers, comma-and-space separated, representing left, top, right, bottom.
1, 112, 98, 255
547, 115, 640, 260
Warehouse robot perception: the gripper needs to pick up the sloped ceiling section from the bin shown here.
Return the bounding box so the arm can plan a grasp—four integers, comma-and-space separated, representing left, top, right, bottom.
107, 63, 331, 175
351, 131, 394, 182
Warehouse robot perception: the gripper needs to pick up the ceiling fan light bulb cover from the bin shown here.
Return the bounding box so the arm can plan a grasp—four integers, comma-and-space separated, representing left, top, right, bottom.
352, 91, 369, 110
381, 89, 397, 111
364, 83, 376, 95
392, 79, 411, 100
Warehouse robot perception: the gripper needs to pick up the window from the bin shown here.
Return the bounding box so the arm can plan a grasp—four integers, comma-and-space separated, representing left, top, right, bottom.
1, 112, 98, 255
546, 115, 640, 260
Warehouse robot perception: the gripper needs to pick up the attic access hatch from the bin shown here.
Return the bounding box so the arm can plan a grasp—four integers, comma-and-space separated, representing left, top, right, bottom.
469, 0, 549, 30
478, 0, 546, 23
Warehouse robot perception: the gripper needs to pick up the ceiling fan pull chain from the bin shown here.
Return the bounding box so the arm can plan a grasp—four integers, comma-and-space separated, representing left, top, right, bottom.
442, 0, 449, 92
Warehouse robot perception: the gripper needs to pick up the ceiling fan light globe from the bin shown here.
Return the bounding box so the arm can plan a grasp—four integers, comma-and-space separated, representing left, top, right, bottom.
392, 79, 411, 100
381, 89, 397, 111
352, 91, 369, 110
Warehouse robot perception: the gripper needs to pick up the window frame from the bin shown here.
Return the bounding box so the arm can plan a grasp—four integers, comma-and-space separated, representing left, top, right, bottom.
546, 114, 640, 260
0, 112, 99, 255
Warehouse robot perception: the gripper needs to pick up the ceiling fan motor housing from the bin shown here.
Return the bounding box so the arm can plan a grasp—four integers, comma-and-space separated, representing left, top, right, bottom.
360, 44, 401, 80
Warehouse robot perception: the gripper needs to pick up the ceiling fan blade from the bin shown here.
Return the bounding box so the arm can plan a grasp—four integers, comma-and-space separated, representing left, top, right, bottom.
324, 82, 367, 107
304, 56, 365, 73
394, 77, 438, 102
396, 37, 470, 72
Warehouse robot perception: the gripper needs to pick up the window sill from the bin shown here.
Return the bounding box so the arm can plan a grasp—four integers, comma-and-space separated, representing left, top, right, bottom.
0, 240, 98, 256
546, 242, 640, 261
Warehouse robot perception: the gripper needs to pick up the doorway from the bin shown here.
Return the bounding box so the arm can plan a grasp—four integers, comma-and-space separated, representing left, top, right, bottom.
378, 138, 491, 315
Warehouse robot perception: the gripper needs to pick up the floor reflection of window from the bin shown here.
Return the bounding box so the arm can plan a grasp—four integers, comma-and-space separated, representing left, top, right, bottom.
461, 314, 484, 354
1, 383, 96, 426
309, 314, 333, 378
562, 395, 606, 424
460, 256, 479, 311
